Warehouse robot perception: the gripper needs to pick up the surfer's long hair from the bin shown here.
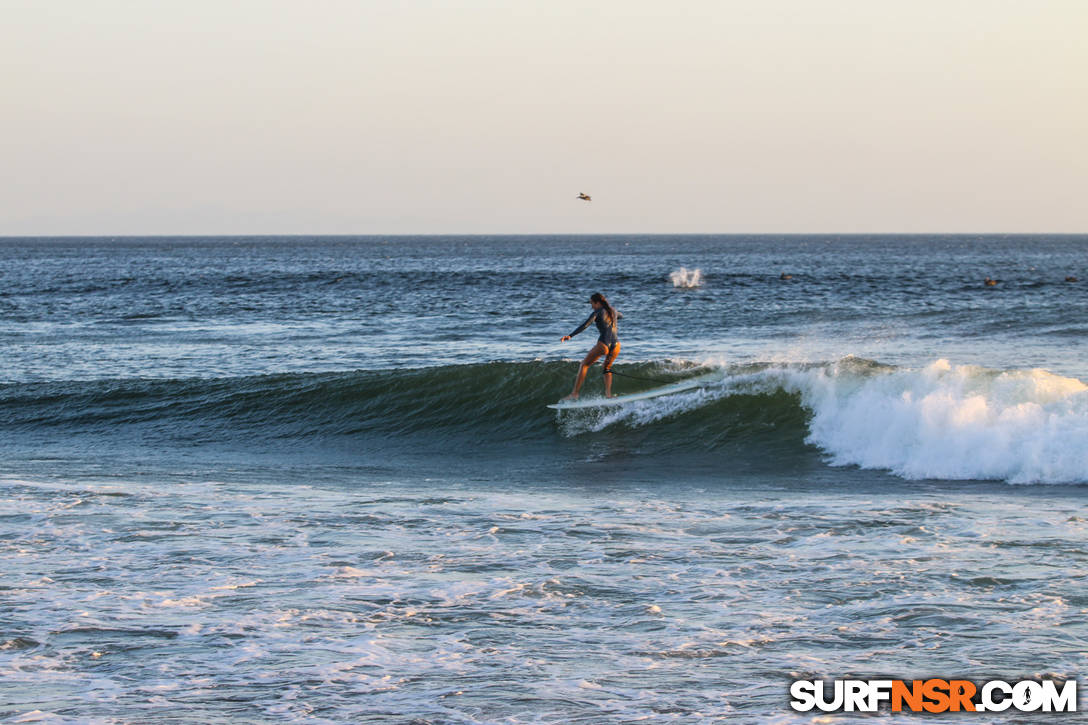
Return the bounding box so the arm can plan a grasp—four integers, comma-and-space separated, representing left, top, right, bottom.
590, 292, 616, 327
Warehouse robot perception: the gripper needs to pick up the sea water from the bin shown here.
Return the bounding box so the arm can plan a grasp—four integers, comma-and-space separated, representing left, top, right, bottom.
1, 236, 1086, 722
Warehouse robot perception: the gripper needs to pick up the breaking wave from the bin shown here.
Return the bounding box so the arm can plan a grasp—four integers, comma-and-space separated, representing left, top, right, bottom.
2, 357, 1085, 484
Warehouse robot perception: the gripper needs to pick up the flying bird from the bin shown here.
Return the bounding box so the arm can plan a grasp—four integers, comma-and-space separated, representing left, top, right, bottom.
577, 193, 592, 202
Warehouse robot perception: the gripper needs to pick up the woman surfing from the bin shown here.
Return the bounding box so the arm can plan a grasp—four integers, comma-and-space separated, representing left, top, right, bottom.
559, 292, 621, 400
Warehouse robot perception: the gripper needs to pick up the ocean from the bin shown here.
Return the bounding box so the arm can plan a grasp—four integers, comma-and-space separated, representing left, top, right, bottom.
1, 235, 1086, 722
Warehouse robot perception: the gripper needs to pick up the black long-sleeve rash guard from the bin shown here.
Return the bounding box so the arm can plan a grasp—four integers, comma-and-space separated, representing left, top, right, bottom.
570, 308, 621, 346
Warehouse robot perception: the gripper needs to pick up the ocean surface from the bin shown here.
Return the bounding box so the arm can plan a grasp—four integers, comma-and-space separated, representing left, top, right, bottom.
1, 235, 1086, 723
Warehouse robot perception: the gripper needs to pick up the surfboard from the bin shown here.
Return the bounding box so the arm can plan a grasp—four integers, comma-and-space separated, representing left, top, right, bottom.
547, 375, 711, 410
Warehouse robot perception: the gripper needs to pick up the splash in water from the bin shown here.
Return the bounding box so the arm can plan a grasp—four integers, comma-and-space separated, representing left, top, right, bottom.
669, 267, 703, 288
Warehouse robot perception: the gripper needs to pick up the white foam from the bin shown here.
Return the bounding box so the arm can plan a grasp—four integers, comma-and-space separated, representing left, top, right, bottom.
1, 471, 1084, 720
669, 267, 703, 288
11, 711, 62, 723
786, 359, 1088, 484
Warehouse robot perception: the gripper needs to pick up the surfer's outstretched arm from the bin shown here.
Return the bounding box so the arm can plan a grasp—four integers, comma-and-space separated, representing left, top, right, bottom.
565, 310, 598, 340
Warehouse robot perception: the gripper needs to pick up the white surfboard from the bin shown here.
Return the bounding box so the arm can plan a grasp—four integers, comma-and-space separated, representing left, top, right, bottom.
547, 375, 712, 410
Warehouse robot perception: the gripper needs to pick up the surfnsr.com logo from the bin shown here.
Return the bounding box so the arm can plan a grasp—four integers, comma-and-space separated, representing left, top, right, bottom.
790, 679, 1077, 713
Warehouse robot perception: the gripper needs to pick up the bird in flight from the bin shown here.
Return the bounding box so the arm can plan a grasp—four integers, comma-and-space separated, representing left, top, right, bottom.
577, 192, 592, 202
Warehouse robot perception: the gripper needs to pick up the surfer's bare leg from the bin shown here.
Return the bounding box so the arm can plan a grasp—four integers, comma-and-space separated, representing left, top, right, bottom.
564, 343, 608, 400
603, 342, 620, 398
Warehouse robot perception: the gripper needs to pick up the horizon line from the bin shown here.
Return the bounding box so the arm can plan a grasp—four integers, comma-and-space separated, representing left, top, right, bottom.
2, 231, 1087, 239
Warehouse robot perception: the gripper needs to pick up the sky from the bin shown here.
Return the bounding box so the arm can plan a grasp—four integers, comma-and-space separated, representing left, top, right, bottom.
1, 0, 1086, 234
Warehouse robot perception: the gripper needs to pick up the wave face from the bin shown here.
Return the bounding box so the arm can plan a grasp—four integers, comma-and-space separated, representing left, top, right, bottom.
3, 358, 1086, 484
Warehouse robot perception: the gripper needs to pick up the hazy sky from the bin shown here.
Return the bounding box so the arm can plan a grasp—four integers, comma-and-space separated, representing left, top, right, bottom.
2, 0, 1086, 234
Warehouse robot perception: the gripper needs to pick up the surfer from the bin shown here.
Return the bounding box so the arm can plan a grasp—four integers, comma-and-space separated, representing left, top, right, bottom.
559, 292, 621, 400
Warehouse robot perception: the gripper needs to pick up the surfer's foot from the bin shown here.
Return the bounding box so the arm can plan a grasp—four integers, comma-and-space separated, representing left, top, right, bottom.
560, 393, 579, 401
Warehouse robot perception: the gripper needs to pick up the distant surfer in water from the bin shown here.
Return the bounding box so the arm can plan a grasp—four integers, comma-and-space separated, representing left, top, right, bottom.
560, 292, 621, 400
